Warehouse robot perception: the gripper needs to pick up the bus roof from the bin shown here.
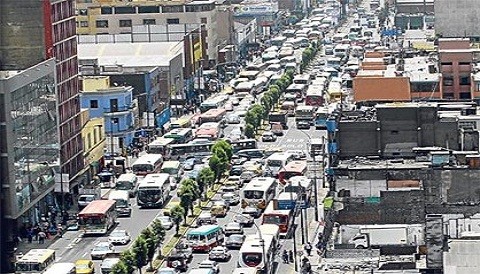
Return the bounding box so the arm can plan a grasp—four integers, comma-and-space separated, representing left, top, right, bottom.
282, 160, 308, 172
108, 190, 129, 200
264, 202, 291, 214
244, 177, 276, 192
239, 71, 260, 77
295, 105, 315, 111
165, 128, 192, 137
117, 173, 137, 182
161, 161, 181, 169
200, 108, 226, 118
171, 117, 191, 126
277, 192, 298, 200
44, 263, 75, 274
287, 83, 306, 90
289, 176, 313, 187
132, 154, 163, 165
267, 152, 294, 161
79, 200, 116, 216
232, 268, 259, 274
140, 173, 170, 187
17, 249, 55, 263
149, 137, 175, 147
259, 224, 280, 237
187, 225, 221, 235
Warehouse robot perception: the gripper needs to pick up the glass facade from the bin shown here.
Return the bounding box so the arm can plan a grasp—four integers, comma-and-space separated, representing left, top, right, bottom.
10, 72, 58, 212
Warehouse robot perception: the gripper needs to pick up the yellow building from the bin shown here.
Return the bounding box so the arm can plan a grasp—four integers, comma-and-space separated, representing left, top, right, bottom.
80, 109, 106, 176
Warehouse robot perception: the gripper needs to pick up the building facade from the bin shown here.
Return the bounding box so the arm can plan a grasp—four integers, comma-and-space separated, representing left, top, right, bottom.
80, 76, 136, 154
76, 0, 225, 64
438, 38, 475, 100
0, 59, 58, 271
79, 109, 105, 180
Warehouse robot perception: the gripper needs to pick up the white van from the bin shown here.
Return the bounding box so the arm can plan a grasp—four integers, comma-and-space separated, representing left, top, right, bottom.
115, 173, 138, 197
44, 263, 75, 274
108, 190, 132, 217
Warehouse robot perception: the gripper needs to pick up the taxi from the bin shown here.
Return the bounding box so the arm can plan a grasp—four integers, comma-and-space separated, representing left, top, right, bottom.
210, 200, 229, 217
75, 259, 95, 274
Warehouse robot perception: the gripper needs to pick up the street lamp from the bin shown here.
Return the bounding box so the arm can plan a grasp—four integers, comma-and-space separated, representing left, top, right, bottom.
295, 129, 320, 222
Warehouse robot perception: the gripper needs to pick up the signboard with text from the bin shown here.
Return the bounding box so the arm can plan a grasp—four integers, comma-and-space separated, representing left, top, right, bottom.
233, 3, 278, 16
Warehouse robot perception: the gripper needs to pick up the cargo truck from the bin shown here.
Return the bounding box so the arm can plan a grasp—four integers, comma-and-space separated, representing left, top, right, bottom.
348, 224, 424, 249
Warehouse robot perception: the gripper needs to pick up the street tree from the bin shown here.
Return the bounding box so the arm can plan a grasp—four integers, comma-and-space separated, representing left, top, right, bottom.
179, 183, 196, 220
170, 205, 185, 235
140, 228, 156, 270
211, 140, 233, 161
120, 250, 136, 274
150, 219, 166, 256
244, 123, 255, 139
244, 111, 257, 130
111, 260, 128, 274
197, 167, 215, 198
132, 236, 148, 274
209, 151, 228, 182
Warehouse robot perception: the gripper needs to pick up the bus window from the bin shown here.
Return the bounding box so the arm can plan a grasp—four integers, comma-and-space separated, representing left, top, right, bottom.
163, 128, 194, 144
131, 154, 163, 176
186, 225, 224, 252
115, 173, 138, 197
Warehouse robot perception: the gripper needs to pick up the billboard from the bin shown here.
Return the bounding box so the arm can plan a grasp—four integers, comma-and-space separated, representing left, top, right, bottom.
233, 3, 278, 16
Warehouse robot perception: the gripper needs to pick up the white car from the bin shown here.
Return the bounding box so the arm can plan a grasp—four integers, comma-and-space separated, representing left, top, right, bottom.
156, 267, 179, 274
91, 242, 115, 260
261, 131, 277, 142
224, 222, 243, 235
222, 192, 240, 206
157, 216, 174, 230
208, 246, 232, 262
198, 260, 219, 274
108, 230, 131, 245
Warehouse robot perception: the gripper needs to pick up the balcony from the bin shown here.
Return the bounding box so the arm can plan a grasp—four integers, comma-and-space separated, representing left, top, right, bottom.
103, 105, 133, 116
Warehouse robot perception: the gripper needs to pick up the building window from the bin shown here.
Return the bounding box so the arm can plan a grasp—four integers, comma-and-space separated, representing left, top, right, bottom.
459, 62, 471, 66
441, 62, 452, 66
201, 17, 207, 24
115, 6, 136, 14
166, 18, 180, 24
96, 20, 109, 28
119, 19, 132, 27
90, 100, 98, 108
100, 7, 113, 14
138, 6, 160, 13
143, 19, 156, 25
78, 9, 88, 15
87, 132, 92, 149
443, 76, 453, 86
460, 92, 472, 99
391, 130, 399, 135
460, 75, 471, 85
443, 93, 454, 99
110, 99, 118, 112
162, 5, 184, 13
79, 21, 88, 27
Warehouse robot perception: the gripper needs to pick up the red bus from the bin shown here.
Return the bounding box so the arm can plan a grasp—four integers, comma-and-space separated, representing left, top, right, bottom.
78, 200, 117, 235
262, 202, 294, 238
305, 88, 324, 107
278, 160, 308, 184
199, 108, 227, 124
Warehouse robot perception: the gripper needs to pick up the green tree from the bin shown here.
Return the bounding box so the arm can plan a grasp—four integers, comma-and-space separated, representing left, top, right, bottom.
261, 96, 271, 113
211, 140, 233, 161
197, 167, 215, 198
244, 123, 255, 139
111, 261, 128, 274
140, 228, 156, 270
170, 205, 185, 235
179, 182, 197, 221
120, 250, 136, 274
150, 219, 166, 256
132, 236, 148, 274
244, 110, 258, 129
209, 152, 228, 182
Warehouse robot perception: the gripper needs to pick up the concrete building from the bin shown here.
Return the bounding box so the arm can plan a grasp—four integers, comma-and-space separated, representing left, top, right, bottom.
0, 1, 83, 270
78, 42, 183, 130
394, 0, 434, 31
76, 0, 228, 64
438, 38, 476, 100
444, 239, 480, 274
80, 76, 136, 154
0, 59, 58, 271
232, 0, 281, 36
79, 110, 106, 180
435, 0, 480, 39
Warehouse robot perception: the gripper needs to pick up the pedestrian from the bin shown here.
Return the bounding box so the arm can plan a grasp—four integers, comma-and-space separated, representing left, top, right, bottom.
282, 250, 289, 264
27, 229, 33, 243
38, 231, 46, 244
304, 242, 312, 256
288, 250, 294, 263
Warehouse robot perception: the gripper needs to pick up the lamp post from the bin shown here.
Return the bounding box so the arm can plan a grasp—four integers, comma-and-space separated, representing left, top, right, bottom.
110, 118, 119, 187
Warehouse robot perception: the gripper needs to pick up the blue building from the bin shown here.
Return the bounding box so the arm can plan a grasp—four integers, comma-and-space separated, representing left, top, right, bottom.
80, 76, 136, 155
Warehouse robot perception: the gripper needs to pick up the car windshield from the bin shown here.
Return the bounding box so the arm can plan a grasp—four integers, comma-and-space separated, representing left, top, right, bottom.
76, 264, 90, 269
228, 235, 244, 241
110, 231, 126, 237
244, 190, 264, 199
267, 159, 283, 167
187, 234, 205, 241
242, 253, 262, 266
94, 245, 110, 252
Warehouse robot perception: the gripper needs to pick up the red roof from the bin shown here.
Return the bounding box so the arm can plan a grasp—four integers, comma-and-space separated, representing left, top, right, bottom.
79, 200, 116, 215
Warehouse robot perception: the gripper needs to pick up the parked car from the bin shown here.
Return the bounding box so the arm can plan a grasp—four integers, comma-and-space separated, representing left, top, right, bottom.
157, 216, 174, 230
231, 155, 248, 166
224, 234, 246, 249
261, 131, 277, 142
108, 230, 131, 245
198, 260, 219, 274
78, 194, 96, 209
208, 246, 232, 262
224, 222, 243, 235
156, 268, 179, 274
91, 242, 115, 260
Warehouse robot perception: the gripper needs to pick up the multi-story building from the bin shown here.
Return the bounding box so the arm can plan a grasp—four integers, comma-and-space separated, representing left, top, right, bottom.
79, 109, 105, 180
80, 76, 136, 154
75, 0, 229, 64
0, 59, 58, 272
0, 0, 83, 270
438, 38, 475, 100
78, 42, 182, 128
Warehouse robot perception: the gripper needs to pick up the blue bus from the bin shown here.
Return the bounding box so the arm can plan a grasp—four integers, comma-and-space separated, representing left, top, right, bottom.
315, 107, 329, 129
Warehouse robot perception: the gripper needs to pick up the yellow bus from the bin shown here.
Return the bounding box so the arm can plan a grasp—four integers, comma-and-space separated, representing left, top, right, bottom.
16, 249, 56, 274
171, 117, 192, 129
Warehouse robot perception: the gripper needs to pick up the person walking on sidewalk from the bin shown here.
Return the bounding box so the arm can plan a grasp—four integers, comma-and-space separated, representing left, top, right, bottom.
288, 250, 294, 263
282, 250, 289, 264
38, 231, 46, 244
304, 242, 312, 256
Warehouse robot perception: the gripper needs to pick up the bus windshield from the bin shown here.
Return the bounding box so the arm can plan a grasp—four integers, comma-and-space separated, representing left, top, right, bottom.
242, 253, 262, 266
244, 190, 263, 199
263, 215, 287, 225
132, 164, 153, 173
137, 188, 161, 203
267, 159, 283, 167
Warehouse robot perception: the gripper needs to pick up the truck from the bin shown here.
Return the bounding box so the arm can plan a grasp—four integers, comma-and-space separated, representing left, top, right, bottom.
348, 224, 424, 249
268, 111, 288, 128
294, 105, 315, 129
